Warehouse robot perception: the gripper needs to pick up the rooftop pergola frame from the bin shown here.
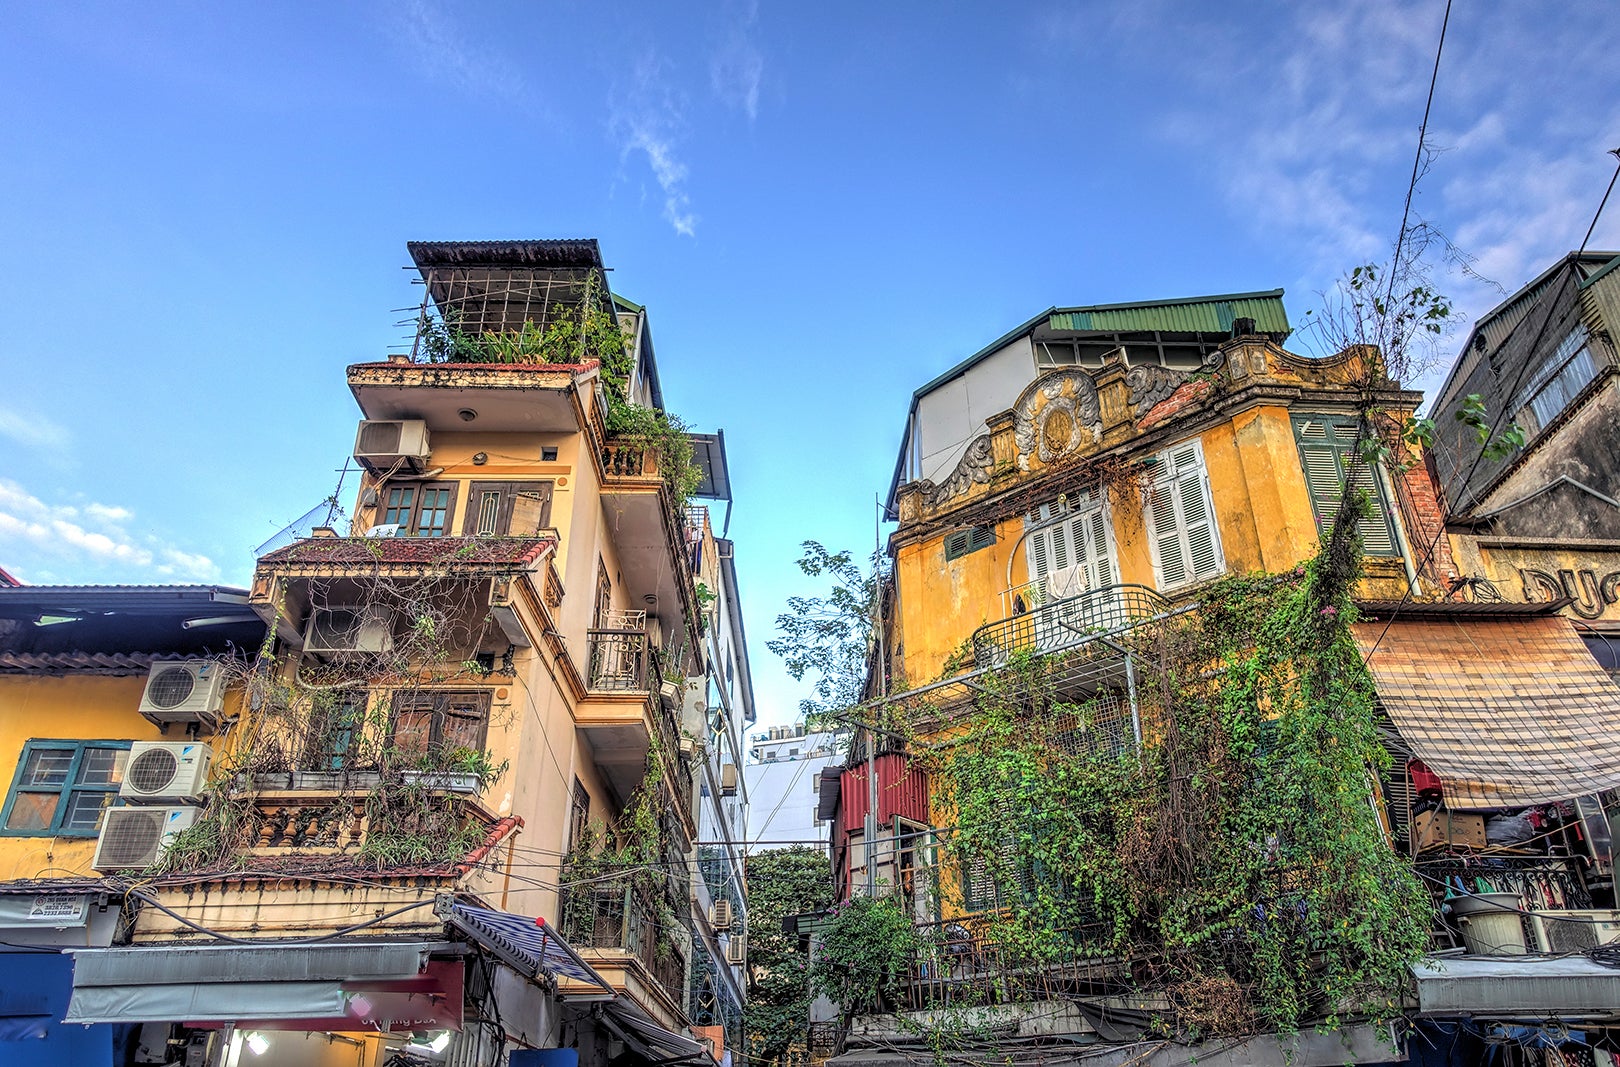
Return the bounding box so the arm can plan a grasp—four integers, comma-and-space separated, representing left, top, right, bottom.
396, 240, 619, 357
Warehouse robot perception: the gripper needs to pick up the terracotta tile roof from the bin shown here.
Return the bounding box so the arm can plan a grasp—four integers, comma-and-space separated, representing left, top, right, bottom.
347, 359, 600, 373
258, 535, 554, 569
0, 650, 193, 675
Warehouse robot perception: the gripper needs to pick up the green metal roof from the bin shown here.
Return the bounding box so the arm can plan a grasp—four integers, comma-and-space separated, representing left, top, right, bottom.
1048, 289, 1290, 336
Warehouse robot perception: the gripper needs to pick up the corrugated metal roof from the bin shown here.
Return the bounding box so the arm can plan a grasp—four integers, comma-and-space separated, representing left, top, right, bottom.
1048, 289, 1290, 336
407, 239, 603, 271
0, 650, 192, 675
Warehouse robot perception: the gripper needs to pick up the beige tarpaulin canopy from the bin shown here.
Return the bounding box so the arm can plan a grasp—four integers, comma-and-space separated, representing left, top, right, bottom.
1354, 609, 1620, 809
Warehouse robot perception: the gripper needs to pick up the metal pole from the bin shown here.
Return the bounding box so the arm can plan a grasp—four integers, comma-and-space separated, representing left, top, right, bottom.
866, 497, 884, 897
1124, 652, 1141, 755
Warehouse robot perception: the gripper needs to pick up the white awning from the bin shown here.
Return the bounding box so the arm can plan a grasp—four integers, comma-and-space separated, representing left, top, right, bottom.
63, 942, 440, 1026
1413, 956, 1620, 1017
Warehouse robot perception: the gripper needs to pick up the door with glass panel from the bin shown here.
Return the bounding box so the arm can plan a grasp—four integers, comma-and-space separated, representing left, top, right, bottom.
1022, 489, 1118, 652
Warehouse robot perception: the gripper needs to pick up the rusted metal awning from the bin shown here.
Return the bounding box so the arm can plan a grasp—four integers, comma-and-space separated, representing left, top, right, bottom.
1355, 613, 1620, 808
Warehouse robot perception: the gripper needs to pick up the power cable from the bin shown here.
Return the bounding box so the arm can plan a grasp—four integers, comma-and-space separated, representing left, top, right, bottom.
126, 890, 435, 945
1578, 148, 1620, 255
1385, 0, 1453, 305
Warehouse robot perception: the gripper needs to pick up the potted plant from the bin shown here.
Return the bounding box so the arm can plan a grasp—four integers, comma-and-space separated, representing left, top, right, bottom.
401, 746, 508, 794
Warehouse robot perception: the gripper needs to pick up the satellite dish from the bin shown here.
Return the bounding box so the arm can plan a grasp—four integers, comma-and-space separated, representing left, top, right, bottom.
253, 501, 336, 558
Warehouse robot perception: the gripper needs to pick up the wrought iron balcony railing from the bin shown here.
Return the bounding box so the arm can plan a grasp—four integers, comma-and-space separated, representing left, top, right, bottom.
971, 583, 1169, 669
561, 884, 688, 1006
587, 629, 657, 692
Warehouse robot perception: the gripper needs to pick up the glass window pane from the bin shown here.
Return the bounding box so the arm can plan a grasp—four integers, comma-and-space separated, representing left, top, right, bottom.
20, 748, 73, 788
62, 790, 114, 833
5, 792, 57, 832
393, 708, 433, 756
442, 711, 483, 752
383, 486, 416, 527
416, 489, 451, 537
76, 749, 127, 786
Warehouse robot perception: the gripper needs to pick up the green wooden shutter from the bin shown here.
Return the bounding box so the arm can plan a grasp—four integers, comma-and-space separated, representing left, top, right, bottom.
1292, 416, 1399, 556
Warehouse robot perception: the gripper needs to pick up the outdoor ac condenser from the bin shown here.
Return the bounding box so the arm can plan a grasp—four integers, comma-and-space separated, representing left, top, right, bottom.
1526, 910, 1620, 954
725, 936, 746, 965
137, 660, 227, 727
92, 806, 200, 870
120, 742, 212, 804
353, 419, 431, 474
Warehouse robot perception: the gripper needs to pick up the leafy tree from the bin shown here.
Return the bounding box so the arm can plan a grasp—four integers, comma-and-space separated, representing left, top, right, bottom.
767, 542, 886, 720
744, 847, 835, 1067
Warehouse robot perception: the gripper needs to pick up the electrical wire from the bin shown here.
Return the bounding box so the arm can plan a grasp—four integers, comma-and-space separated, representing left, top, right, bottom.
1385, 0, 1453, 309
1578, 149, 1620, 255
125, 889, 437, 945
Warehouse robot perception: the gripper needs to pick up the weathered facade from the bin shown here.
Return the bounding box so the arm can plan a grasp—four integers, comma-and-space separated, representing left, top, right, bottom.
820, 288, 1620, 1066
0, 240, 755, 1067
1431, 251, 1620, 661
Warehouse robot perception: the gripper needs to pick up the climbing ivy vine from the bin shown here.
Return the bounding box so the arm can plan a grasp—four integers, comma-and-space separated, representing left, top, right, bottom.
918, 492, 1429, 1038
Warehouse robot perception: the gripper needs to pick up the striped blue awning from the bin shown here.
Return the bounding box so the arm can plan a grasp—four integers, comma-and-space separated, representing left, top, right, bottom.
442, 901, 610, 992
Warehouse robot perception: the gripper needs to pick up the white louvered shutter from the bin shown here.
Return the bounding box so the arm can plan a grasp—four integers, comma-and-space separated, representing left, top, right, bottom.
1148, 442, 1224, 591
1087, 509, 1115, 586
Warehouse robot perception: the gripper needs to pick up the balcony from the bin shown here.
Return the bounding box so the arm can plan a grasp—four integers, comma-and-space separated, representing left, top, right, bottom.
249, 534, 557, 649
579, 629, 694, 821
972, 583, 1170, 669
346, 357, 593, 435
561, 884, 689, 1027
589, 427, 699, 649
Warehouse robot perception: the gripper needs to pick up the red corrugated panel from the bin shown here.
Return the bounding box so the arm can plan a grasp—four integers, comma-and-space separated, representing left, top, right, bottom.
839, 754, 929, 829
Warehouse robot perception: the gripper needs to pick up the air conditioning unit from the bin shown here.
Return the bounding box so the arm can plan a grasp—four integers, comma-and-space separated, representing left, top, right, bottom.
120, 743, 212, 804
721, 763, 739, 797
710, 898, 734, 931
137, 661, 227, 727
724, 936, 745, 965
353, 419, 431, 474
1527, 910, 1620, 954
92, 806, 200, 870
304, 607, 393, 656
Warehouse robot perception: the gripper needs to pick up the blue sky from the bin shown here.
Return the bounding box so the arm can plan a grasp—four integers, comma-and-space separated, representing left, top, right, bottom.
2, 1, 1618, 725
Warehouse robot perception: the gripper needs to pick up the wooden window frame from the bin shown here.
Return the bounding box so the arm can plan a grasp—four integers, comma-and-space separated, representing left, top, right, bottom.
569, 779, 591, 851
388, 690, 492, 757
1, 740, 131, 838
303, 692, 368, 771
593, 560, 612, 629
380, 481, 460, 538
459, 481, 554, 537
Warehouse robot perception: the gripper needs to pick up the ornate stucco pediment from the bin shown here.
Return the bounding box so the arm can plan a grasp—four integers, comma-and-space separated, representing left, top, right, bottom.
918, 434, 994, 508
1124, 364, 1190, 418
1013, 370, 1102, 471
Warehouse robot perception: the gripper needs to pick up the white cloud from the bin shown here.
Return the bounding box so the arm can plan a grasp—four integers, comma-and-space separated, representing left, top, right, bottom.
710, 0, 764, 121
0, 478, 218, 582
389, 0, 523, 96
0, 406, 70, 452
613, 51, 699, 238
